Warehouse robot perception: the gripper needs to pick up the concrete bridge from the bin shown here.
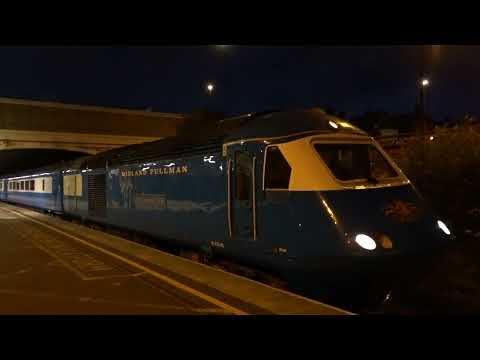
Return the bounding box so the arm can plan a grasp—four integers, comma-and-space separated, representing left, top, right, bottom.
0, 97, 186, 154
0, 97, 187, 174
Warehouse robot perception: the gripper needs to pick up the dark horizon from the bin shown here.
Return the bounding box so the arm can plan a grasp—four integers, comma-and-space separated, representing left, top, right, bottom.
0, 46, 477, 121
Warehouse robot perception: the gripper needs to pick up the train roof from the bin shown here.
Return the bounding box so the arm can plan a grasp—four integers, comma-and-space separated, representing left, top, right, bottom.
0, 108, 369, 175
220, 108, 366, 140
82, 108, 367, 168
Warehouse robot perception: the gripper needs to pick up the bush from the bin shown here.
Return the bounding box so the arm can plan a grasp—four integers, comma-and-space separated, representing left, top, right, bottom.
395, 125, 480, 232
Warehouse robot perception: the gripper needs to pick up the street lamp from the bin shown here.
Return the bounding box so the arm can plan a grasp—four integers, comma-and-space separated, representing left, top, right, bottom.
206, 83, 214, 95
419, 77, 430, 117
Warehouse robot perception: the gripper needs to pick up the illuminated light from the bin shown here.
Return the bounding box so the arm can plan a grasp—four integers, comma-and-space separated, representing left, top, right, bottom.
354, 234, 377, 250
421, 78, 430, 87
165, 163, 176, 167
338, 121, 353, 128
203, 156, 215, 164
354, 185, 367, 190
219, 165, 223, 171
142, 167, 150, 172
429, 136, 434, 141
206, 83, 214, 94
7, 172, 52, 180
321, 199, 338, 225
240, 141, 244, 145
379, 234, 393, 249
437, 220, 451, 235
328, 121, 339, 129
263, 140, 270, 144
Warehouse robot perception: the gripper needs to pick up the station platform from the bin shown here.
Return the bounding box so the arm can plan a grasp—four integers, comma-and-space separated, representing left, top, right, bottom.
0, 202, 352, 315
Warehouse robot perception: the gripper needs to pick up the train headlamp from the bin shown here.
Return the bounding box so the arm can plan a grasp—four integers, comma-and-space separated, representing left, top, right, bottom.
354, 234, 377, 251
437, 220, 451, 236
328, 120, 339, 129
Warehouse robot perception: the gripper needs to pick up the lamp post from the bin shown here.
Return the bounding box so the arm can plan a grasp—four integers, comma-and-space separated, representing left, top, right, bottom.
418, 76, 430, 135
420, 77, 430, 115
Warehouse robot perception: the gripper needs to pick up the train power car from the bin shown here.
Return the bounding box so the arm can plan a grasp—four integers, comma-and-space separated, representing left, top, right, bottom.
0, 109, 454, 303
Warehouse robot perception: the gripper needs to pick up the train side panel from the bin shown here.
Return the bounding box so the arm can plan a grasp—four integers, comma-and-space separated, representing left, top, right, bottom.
104, 152, 227, 249
3, 173, 63, 212
62, 172, 89, 218
0, 180, 6, 201
62, 153, 228, 250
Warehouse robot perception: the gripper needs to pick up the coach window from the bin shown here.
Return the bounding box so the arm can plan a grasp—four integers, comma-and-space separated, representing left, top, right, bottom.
264, 146, 292, 190
42, 179, 45, 192
30, 180, 35, 191
21, 181, 24, 191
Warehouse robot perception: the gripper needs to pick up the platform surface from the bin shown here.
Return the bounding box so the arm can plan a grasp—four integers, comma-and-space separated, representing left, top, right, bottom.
0, 202, 352, 315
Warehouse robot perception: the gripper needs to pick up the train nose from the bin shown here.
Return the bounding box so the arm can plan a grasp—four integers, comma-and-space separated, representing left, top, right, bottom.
321, 186, 453, 254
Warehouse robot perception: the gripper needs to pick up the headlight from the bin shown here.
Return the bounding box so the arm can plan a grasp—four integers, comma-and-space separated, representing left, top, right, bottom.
354, 234, 377, 250
437, 220, 451, 235
328, 120, 339, 129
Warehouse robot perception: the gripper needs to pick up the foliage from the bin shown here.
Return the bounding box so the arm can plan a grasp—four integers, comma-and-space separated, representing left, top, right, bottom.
395, 125, 480, 231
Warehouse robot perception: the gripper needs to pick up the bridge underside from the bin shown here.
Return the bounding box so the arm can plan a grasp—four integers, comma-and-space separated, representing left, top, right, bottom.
0, 129, 164, 155
0, 97, 188, 176
0, 149, 87, 176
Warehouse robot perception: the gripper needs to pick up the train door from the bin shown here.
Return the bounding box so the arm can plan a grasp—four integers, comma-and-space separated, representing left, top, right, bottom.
228, 150, 258, 242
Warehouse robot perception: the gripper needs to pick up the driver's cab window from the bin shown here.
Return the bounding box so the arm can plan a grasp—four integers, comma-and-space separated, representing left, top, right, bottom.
264, 146, 292, 190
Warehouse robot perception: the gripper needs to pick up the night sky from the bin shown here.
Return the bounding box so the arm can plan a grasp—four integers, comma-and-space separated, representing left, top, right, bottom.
0, 46, 478, 120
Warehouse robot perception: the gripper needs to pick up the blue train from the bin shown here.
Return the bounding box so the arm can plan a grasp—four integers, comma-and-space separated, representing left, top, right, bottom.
0, 109, 453, 303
